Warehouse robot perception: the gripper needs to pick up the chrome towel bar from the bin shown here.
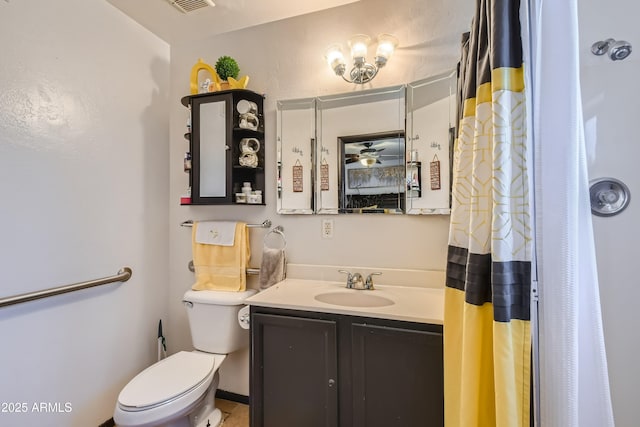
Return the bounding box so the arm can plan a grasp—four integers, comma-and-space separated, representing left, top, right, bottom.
182, 220, 285, 275
181, 219, 272, 228
187, 261, 260, 275
0, 267, 133, 309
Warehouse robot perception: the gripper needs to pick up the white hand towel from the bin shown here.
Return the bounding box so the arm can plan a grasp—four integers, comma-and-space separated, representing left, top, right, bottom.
195, 221, 237, 246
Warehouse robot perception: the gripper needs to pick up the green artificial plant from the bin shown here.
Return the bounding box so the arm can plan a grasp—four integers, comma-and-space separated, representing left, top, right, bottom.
214, 56, 240, 81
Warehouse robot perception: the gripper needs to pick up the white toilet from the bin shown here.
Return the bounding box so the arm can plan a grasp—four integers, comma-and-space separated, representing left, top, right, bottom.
113, 288, 257, 427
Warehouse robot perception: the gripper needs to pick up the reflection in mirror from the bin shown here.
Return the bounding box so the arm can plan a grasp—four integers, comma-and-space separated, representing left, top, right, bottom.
197, 99, 227, 199
316, 85, 406, 214
276, 98, 316, 214
406, 71, 457, 214
339, 131, 405, 213
276, 73, 455, 215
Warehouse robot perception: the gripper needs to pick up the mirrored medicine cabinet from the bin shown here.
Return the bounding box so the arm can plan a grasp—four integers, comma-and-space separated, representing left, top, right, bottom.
276, 70, 456, 215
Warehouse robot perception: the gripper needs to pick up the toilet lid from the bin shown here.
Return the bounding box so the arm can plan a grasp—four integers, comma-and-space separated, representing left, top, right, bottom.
118, 351, 217, 409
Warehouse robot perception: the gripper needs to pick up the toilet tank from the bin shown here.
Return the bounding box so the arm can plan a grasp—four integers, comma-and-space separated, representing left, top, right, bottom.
183, 289, 257, 354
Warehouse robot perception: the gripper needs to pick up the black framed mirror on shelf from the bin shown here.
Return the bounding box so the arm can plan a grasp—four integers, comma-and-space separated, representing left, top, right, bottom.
181, 89, 265, 205
338, 130, 406, 214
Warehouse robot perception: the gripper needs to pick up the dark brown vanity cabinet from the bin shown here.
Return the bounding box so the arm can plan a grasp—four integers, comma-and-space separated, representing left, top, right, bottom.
350, 322, 444, 427
181, 89, 265, 205
250, 307, 444, 427
251, 312, 339, 427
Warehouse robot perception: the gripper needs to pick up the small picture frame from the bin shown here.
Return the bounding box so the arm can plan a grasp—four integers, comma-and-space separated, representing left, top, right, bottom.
292, 160, 303, 192
320, 159, 329, 191
430, 154, 441, 190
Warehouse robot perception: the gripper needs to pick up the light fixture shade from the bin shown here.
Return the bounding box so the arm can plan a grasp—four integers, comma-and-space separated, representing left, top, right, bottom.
326, 33, 397, 84
360, 157, 377, 167
349, 34, 371, 64
325, 44, 346, 76
375, 33, 398, 67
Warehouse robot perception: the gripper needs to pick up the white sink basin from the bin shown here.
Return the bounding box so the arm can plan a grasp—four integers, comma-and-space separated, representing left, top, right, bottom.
246, 279, 445, 324
314, 291, 395, 307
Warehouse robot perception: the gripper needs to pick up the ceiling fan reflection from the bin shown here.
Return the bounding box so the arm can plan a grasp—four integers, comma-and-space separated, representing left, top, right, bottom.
345, 142, 395, 165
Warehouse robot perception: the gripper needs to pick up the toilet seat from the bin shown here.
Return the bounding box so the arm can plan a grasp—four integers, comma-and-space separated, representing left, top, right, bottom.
115, 351, 225, 426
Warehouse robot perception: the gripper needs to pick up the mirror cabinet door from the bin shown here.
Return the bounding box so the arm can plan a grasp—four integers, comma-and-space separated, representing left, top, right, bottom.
316, 86, 406, 214
192, 95, 231, 203
276, 98, 316, 214
406, 71, 457, 215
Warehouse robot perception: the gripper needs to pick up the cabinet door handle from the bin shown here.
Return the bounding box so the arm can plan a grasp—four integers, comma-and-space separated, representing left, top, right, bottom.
328, 379, 335, 388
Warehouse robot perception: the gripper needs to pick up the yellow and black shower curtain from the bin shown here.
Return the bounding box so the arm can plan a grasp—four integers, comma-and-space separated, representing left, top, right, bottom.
444, 1, 531, 426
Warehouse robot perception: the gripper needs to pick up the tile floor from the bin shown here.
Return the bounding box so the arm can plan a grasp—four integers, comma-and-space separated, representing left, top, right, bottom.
216, 398, 249, 427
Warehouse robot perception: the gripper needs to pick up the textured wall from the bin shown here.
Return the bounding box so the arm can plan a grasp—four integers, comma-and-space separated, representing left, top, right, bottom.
168, 0, 473, 395
0, 0, 170, 425
579, 0, 640, 425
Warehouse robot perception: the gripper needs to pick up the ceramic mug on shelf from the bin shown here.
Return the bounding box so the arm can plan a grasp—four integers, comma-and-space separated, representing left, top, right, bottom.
239, 113, 259, 131
237, 99, 258, 115
239, 138, 260, 154
239, 152, 259, 168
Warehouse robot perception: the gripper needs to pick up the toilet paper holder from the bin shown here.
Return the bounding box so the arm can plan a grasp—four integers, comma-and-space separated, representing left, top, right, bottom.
238, 306, 251, 329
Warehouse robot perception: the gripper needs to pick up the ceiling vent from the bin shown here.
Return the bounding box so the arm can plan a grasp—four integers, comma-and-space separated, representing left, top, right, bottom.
165, 0, 215, 14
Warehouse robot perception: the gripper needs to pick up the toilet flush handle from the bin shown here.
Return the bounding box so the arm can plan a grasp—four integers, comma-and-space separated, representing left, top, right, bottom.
182, 300, 194, 308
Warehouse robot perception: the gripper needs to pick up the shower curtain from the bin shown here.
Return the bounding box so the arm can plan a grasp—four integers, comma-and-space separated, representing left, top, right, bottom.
529, 0, 615, 425
444, 0, 531, 426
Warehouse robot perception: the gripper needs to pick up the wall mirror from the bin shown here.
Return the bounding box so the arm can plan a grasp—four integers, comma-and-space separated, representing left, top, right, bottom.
339, 131, 405, 213
276, 97, 316, 214
276, 70, 456, 215
406, 70, 457, 215
316, 85, 405, 214
193, 96, 229, 202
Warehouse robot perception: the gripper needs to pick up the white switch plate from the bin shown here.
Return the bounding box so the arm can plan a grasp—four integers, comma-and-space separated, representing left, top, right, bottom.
322, 219, 334, 239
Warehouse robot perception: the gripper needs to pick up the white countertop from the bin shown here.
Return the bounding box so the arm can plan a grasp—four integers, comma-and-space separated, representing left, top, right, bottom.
246, 278, 444, 325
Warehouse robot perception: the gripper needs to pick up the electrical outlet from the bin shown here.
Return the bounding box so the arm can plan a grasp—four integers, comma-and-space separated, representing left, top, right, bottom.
322, 219, 334, 239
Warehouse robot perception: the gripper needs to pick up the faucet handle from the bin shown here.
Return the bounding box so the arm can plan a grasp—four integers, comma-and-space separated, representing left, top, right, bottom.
338, 270, 354, 288
365, 272, 382, 290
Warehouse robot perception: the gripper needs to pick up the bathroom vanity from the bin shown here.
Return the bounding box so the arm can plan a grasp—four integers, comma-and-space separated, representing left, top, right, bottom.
247, 279, 444, 427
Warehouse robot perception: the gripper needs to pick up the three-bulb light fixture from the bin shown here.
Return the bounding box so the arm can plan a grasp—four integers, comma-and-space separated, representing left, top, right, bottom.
325, 33, 399, 84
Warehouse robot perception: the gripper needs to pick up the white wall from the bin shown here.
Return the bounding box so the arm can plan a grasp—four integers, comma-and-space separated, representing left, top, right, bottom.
579, 1, 640, 426
0, 1, 170, 426
168, 0, 473, 395
6, 1, 628, 422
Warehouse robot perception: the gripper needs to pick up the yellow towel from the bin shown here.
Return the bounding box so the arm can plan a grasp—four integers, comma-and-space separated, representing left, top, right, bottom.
192, 222, 250, 292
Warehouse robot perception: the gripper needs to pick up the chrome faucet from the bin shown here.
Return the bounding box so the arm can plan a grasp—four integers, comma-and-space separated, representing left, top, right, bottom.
364, 272, 382, 290
339, 270, 364, 289
350, 273, 364, 289
339, 270, 381, 290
